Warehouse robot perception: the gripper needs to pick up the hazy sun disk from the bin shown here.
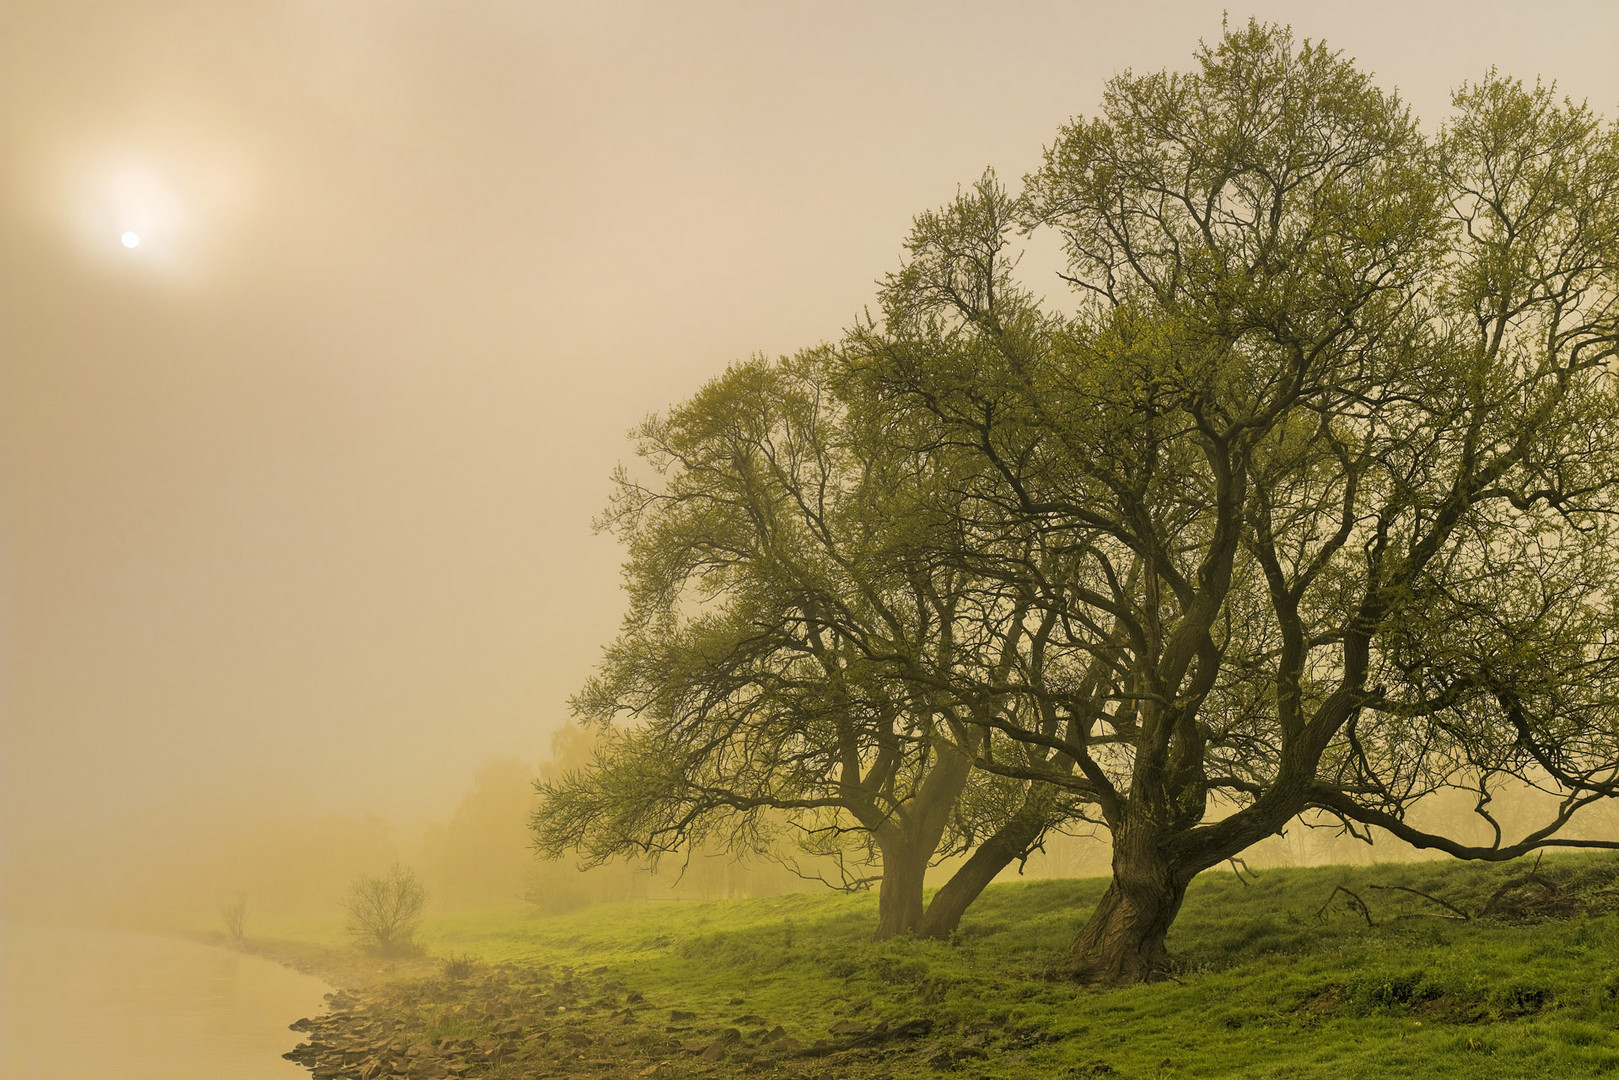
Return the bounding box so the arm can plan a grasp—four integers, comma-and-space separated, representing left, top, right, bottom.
122, 231, 140, 248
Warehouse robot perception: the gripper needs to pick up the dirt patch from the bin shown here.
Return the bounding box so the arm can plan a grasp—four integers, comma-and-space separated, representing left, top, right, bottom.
1295, 986, 1347, 1020
1294, 982, 1535, 1026
1410, 994, 1490, 1025
1480, 860, 1619, 922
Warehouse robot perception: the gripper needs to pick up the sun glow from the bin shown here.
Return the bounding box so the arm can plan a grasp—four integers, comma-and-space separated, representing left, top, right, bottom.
44, 141, 254, 281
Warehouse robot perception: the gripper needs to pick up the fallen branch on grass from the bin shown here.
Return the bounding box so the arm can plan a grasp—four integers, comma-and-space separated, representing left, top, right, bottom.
1365, 884, 1471, 921
1315, 885, 1373, 927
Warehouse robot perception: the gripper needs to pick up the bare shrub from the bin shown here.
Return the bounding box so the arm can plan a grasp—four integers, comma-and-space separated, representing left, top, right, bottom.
220, 894, 247, 942
342, 864, 427, 955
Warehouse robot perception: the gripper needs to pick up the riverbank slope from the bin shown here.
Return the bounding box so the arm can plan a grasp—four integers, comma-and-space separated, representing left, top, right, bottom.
264, 854, 1619, 1079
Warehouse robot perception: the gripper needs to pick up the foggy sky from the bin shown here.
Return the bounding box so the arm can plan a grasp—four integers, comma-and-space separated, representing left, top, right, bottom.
6, 1, 1619, 897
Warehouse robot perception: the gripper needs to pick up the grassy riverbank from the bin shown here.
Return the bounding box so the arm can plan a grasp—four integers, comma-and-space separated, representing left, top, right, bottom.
261, 854, 1619, 1079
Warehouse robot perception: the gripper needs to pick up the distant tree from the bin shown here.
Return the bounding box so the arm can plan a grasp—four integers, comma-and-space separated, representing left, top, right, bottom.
854, 22, 1619, 983
528, 725, 810, 908
342, 864, 427, 956
220, 894, 247, 942
421, 758, 538, 909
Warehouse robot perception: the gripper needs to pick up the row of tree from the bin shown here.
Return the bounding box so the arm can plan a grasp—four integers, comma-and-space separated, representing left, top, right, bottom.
534, 22, 1619, 985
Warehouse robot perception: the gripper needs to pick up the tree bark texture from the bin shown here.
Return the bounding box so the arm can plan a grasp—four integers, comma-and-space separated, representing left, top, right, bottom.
1062, 826, 1190, 985
873, 842, 929, 939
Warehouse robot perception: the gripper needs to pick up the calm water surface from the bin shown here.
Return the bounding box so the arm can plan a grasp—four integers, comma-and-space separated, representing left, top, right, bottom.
1, 924, 330, 1080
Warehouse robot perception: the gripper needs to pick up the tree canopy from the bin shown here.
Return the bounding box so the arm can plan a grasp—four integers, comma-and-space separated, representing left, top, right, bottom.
540, 21, 1619, 984
534, 350, 1068, 937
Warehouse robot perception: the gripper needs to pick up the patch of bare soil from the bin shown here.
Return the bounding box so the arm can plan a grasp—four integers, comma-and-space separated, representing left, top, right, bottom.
1477, 863, 1619, 921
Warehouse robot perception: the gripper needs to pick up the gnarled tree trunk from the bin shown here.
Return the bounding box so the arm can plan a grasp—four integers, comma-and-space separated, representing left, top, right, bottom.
1062, 823, 1190, 985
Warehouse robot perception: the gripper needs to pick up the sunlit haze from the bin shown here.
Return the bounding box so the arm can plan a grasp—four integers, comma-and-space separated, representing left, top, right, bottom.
6, 0, 1619, 923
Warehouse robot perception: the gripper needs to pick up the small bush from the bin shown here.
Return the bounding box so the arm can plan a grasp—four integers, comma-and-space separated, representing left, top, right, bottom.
220, 894, 247, 942
1341, 970, 1440, 1014
343, 864, 428, 956
871, 954, 929, 984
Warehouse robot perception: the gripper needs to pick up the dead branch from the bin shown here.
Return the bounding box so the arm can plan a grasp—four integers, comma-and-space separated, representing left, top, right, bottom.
1364, 884, 1471, 920
1316, 885, 1373, 927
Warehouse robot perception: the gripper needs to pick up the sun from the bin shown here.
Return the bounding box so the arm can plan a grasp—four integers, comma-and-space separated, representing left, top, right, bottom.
121, 231, 141, 248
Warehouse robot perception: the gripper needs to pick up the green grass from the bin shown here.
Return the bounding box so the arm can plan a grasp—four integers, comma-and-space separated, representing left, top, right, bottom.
263, 854, 1619, 1079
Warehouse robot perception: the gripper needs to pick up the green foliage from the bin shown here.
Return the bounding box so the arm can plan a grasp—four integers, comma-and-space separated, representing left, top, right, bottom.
868, 16, 1619, 851
540, 343, 1063, 933
556, 17, 1619, 976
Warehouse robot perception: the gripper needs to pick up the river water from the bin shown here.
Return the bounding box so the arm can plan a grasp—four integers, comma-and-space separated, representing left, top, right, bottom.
0, 924, 330, 1080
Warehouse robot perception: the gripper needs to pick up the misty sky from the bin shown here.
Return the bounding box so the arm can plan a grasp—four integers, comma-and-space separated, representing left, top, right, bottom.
6, 1, 1619, 882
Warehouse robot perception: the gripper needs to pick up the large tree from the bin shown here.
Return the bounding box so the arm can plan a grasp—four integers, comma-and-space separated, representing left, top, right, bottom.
853, 22, 1619, 983
534, 352, 1071, 938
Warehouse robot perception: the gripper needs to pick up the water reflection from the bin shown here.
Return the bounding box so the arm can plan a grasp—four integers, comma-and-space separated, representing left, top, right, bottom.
1, 924, 329, 1080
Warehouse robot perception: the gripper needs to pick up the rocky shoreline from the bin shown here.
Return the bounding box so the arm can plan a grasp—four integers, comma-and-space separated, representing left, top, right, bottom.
272, 952, 957, 1080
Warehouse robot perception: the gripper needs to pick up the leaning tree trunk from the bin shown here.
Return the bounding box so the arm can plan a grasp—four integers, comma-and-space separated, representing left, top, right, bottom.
1062, 822, 1191, 985
916, 801, 1051, 939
